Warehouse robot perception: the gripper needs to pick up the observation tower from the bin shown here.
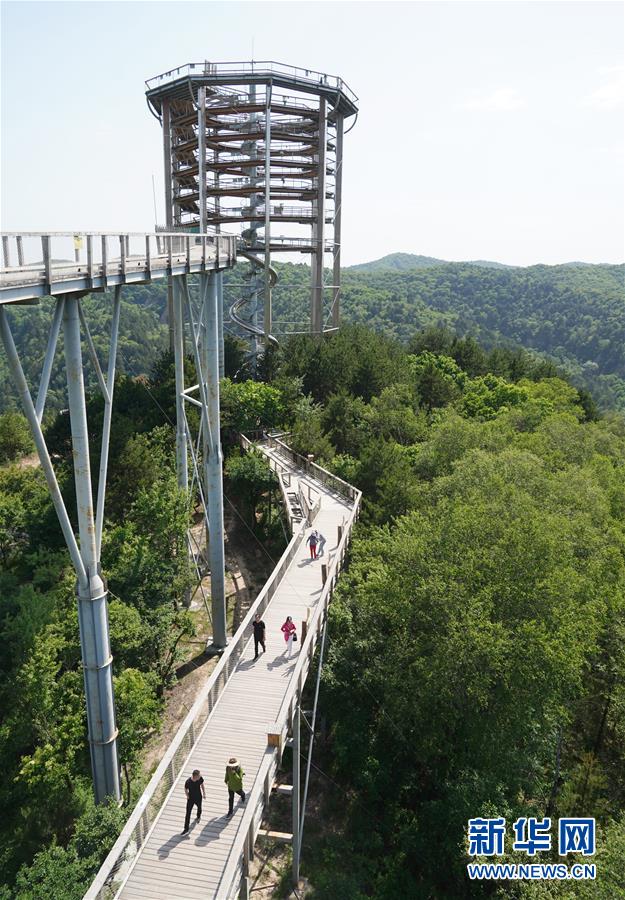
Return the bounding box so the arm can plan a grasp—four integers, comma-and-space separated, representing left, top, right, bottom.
145, 60, 358, 344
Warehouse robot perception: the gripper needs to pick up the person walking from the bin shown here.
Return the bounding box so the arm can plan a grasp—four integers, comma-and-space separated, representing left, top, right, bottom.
225, 757, 246, 817
281, 615, 297, 657
316, 530, 326, 557
181, 768, 205, 834
252, 613, 266, 659
306, 529, 319, 559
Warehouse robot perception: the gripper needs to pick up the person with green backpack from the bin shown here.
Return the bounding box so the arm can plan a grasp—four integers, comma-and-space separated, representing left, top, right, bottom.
225, 757, 246, 817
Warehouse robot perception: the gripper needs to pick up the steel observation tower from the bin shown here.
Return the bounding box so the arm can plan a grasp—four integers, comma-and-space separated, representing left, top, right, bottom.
145, 60, 358, 347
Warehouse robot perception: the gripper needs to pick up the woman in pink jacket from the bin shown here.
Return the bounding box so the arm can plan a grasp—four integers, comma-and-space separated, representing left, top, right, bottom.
281, 616, 297, 657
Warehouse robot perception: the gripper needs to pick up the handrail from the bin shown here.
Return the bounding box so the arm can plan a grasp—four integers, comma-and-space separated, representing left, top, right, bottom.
145, 60, 359, 107
84, 517, 307, 900
264, 433, 359, 501
219, 462, 361, 897
86, 434, 360, 900
0, 232, 238, 303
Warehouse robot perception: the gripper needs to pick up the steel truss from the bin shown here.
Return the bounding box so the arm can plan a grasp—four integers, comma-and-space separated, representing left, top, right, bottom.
173, 272, 227, 650
0, 263, 231, 800
0, 290, 122, 803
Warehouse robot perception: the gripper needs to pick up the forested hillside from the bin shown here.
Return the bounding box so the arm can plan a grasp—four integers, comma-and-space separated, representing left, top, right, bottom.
348, 251, 512, 270
1, 322, 625, 897
268, 260, 625, 411
2, 257, 623, 417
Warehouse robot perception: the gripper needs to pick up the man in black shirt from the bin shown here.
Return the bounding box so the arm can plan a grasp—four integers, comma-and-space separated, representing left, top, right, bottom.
253, 613, 266, 659
182, 769, 206, 834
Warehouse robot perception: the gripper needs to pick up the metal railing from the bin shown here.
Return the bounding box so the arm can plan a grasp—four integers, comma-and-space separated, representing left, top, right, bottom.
220, 447, 361, 897
211, 206, 331, 222
84, 518, 307, 900
86, 434, 360, 900
0, 231, 237, 301
146, 60, 358, 107
264, 434, 360, 502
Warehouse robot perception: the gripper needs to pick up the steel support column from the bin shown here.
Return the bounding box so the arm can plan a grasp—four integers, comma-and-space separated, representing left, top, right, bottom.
202, 272, 227, 649
198, 87, 207, 233
332, 113, 344, 330
263, 83, 272, 338
163, 98, 175, 350
292, 702, 301, 886
63, 296, 121, 803
311, 98, 327, 335
172, 277, 188, 491
95, 286, 121, 558
216, 271, 224, 378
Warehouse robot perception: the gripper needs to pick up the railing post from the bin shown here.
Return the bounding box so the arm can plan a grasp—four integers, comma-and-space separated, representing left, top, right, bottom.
186, 234, 191, 271
2, 235, 10, 268
119, 234, 126, 277
145, 234, 151, 278
42, 235, 52, 293
264, 769, 271, 805
16, 235, 24, 267
167, 234, 173, 272
292, 703, 301, 887
87, 235, 94, 286
101, 236, 108, 288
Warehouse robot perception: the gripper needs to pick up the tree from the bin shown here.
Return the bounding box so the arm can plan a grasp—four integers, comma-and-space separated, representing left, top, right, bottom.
0, 412, 34, 463
289, 396, 335, 463
114, 668, 161, 802
225, 450, 278, 529
461, 373, 528, 419
409, 351, 465, 411
220, 378, 285, 435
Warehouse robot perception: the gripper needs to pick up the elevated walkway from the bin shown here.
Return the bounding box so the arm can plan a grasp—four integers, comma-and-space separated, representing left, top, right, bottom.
0, 231, 236, 304
86, 435, 361, 900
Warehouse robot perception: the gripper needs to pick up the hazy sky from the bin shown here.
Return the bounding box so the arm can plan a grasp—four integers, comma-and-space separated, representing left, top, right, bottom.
1, 0, 623, 266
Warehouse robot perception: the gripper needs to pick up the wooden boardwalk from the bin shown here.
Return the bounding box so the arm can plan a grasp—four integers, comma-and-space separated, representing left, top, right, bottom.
115, 442, 354, 900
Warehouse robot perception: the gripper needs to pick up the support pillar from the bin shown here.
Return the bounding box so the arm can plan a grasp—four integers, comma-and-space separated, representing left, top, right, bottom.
162, 99, 175, 351
292, 702, 301, 886
263, 83, 272, 339
202, 272, 227, 649
311, 98, 327, 335
63, 296, 121, 803
172, 277, 188, 491
216, 271, 224, 378
332, 113, 344, 329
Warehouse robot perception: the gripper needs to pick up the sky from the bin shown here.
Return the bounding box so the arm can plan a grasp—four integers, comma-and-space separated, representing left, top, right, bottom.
1, 0, 623, 266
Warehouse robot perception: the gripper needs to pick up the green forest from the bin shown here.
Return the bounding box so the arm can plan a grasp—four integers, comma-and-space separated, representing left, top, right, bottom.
1, 257, 624, 417
1, 259, 625, 898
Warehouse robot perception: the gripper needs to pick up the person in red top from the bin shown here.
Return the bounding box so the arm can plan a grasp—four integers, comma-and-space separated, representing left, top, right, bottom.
281, 616, 297, 657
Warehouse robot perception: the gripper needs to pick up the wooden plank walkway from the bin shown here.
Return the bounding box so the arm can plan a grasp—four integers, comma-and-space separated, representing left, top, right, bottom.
116, 443, 353, 900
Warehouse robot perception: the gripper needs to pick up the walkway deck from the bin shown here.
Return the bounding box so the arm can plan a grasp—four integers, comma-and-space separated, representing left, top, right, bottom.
87, 437, 360, 900
0, 231, 236, 304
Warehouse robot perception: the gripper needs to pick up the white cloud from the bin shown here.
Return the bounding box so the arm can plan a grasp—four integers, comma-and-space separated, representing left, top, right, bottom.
462, 88, 527, 112
583, 65, 624, 110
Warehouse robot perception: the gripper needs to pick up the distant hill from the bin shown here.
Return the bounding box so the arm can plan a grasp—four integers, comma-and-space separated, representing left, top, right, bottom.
347, 252, 622, 272
348, 252, 512, 272
266, 259, 625, 411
